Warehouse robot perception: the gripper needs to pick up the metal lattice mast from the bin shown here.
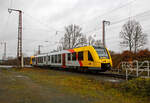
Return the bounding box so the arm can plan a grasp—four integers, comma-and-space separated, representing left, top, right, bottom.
17, 10, 22, 61
8, 8, 23, 68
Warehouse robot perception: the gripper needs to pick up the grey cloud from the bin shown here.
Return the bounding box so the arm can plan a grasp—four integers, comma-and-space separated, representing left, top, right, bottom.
0, 0, 150, 57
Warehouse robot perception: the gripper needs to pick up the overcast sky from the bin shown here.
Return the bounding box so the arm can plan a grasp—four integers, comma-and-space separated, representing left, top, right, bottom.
0, 0, 150, 58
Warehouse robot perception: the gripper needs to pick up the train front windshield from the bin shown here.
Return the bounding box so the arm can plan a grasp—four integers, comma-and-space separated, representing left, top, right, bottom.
95, 47, 109, 59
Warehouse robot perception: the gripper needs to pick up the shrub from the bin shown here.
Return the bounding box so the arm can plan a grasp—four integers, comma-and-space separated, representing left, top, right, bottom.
111, 49, 150, 69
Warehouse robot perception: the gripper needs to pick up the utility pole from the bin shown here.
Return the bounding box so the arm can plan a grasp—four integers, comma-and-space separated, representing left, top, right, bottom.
38, 45, 43, 55
102, 20, 110, 47
0, 41, 6, 60
3, 42, 6, 60
8, 8, 23, 68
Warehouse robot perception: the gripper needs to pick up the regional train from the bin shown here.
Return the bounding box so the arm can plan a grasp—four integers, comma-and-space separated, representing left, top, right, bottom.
30, 46, 113, 72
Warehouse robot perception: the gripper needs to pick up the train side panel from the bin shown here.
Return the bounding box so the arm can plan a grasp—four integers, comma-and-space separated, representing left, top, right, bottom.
30, 46, 112, 71
73, 46, 101, 68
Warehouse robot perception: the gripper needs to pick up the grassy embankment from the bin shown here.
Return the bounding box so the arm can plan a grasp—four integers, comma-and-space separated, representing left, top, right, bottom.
0, 67, 150, 103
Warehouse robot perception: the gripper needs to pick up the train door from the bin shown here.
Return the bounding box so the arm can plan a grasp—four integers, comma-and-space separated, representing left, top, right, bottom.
84, 51, 88, 66
62, 53, 66, 68
36, 57, 38, 65
86, 51, 94, 67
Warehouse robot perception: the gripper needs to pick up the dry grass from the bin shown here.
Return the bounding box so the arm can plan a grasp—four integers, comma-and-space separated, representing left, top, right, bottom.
0, 67, 149, 103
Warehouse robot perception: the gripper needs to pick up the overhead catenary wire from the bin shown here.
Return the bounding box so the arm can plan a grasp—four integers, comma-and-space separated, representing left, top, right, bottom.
21, 0, 147, 43
83, 9, 150, 37
68, 0, 135, 35
23, 12, 65, 45
23, 12, 64, 33
9, 0, 13, 8
79, 0, 149, 39
110, 9, 150, 25
78, 0, 138, 27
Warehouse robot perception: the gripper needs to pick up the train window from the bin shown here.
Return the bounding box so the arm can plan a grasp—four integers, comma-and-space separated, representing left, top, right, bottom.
55, 55, 57, 63
52, 55, 54, 63
39, 57, 41, 63
35, 58, 36, 62
32, 58, 35, 62
58, 54, 61, 63
40, 57, 43, 63
68, 53, 71, 61
43, 57, 44, 62
42, 57, 44, 63
78, 51, 83, 60
41, 57, 42, 63
48, 56, 50, 61
44, 56, 46, 61
72, 52, 76, 61
88, 51, 94, 61
95, 48, 109, 59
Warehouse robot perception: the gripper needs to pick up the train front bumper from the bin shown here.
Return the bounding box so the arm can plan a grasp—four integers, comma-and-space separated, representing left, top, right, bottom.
88, 63, 111, 72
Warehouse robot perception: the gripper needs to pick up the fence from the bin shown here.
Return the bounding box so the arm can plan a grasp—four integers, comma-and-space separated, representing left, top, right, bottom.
121, 60, 150, 80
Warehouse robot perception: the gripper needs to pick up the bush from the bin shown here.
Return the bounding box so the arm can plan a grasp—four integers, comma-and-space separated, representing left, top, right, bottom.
111, 49, 150, 69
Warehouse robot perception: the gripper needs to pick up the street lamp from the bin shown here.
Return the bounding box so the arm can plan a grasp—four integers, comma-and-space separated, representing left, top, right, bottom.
102, 20, 110, 47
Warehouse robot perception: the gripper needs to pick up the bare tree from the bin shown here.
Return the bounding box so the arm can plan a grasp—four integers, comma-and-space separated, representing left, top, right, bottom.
120, 20, 147, 53
94, 40, 102, 47
57, 37, 66, 51
77, 35, 87, 47
87, 36, 95, 46
133, 23, 147, 53
58, 24, 87, 50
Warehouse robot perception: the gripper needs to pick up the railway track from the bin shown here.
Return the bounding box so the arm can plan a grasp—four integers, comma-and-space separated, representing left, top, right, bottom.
98, 72, 135, 79
29, 66, 135, 80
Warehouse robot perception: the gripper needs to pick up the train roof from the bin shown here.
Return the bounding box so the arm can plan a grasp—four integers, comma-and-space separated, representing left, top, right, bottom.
34, 53, 48, 57
34, 45, 106, 57
48, 50, 69, 55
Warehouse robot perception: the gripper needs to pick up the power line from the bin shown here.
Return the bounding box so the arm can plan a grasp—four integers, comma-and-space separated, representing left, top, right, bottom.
23, 12, 64, 33
79, 0, 138, 27
83, 9, 150, 37
9, 0, 13, 8
79, 0, 143, 38
98, 0, 137, 18
23, 27, 61, 33
110, 9, 150, 25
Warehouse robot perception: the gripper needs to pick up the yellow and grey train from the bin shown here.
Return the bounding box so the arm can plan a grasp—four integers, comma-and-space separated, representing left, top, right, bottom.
30, 46, 113, 72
